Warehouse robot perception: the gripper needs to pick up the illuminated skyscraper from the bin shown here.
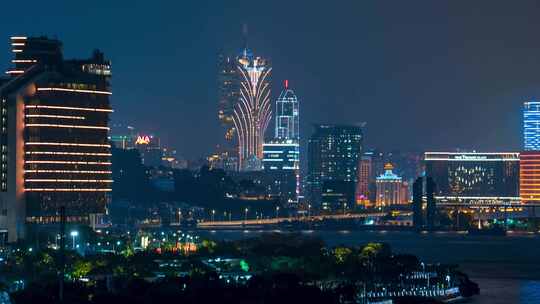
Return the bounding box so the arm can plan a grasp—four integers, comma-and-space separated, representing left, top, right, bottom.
218, 43, 271, 171
524, 100, 540, 151
275, 80, 299, 140
232, 48, 272, 171
0, 36, 112, 242
262, 81, 300, 202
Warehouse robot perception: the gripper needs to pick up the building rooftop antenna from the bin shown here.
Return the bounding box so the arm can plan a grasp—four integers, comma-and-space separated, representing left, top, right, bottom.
242, 23, 249, 50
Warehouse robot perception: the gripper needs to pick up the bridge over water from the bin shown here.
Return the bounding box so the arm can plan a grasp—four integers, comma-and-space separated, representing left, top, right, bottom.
197, 212, 388, 228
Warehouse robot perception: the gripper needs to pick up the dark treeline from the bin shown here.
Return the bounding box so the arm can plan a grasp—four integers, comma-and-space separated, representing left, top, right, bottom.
4, 234, 477, 304
111, 148, 279, 215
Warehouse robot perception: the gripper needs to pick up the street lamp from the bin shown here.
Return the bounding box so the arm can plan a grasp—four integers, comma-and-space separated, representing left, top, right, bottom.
114, 241, 121, 253
211, 209, 215, 222
70, 231, 79, 250
308, 204, 311, 217
275, 206, 280, 219
244, 208, 248, 222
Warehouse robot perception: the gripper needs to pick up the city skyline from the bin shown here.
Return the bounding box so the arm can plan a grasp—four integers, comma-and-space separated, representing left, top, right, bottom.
1, 1, 538, 159
2, 4, 540, 303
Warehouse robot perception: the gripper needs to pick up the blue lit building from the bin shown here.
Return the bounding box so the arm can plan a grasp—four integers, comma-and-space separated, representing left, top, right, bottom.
524, 101, 540, 151
265, 80, 300, 172
275, 80, 299, 140
261, 81, 300, 204
262, 140, 299, 171
262, 140, 299, 204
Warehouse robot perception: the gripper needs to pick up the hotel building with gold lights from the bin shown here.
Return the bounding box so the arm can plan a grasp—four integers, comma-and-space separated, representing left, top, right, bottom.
519, 151, 540, 203
424, 152, 520, 205
0, 36, 112, 242
375, 163, 409, 207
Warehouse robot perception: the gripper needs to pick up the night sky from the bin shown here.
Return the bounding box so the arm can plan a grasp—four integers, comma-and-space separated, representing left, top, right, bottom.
1, 0, 540, 159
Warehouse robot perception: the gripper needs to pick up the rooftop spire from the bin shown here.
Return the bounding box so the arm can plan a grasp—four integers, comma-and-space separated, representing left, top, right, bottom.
242, 23, 249, 50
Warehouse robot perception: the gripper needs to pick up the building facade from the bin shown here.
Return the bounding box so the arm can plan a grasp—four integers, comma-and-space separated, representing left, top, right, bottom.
424, 152, 520, 205
262, 140, 299, 171
524, 101, 540, 151
356, 154, 372, 205
521, 101, 540, 204
109, 123, 136, 150
217, 54, 240, 165
261, 80, 300, 203
218, 47, 272, 171
134, 134, 162, 168
262, 140, 299, 204
274, 80, 299, 140
321, 180, 355, 212
520, 151, 540, 203
375, 163, 408, 207
0, 36, 112, 242
307, 124, 363, 208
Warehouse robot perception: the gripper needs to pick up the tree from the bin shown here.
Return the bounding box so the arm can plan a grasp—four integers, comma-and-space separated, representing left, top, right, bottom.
71, 260, 93, 279
333, 247, 352, 264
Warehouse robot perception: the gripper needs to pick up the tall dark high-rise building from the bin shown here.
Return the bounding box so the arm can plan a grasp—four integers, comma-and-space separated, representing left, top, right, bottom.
412, 177, 423, 229
6, 36, 63, 76
217, 54, 239, 148
425, 176, 436, 230
356, 154, 372, 203
307, 124, 363, 208
0, 36, 112, 242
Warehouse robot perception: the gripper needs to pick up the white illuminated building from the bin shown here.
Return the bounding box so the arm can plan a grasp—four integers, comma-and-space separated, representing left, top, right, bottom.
262, 81, 300, 202
232, 48, 272, 171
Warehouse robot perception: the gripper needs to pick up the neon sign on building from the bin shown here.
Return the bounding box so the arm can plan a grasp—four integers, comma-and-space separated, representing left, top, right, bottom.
135, 135, 151, 145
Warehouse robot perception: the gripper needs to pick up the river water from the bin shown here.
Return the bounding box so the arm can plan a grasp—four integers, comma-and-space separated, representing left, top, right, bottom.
198, 230, 540, 303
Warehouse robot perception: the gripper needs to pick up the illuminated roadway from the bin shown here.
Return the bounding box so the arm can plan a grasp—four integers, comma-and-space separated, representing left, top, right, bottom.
197, 212, 388, 228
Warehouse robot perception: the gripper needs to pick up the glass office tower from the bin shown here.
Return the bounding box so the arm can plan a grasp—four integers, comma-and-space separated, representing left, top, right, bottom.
524, 101, 540, 151
307, 124, 363, 208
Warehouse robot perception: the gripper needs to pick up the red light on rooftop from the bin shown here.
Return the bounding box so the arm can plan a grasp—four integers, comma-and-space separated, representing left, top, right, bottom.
284, 79, 288, 89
